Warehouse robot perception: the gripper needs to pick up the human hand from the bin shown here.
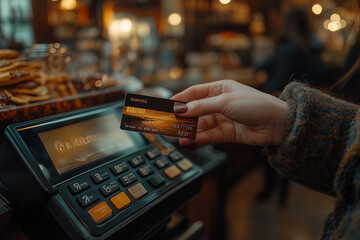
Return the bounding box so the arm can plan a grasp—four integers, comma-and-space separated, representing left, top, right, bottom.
172, 80, 289, 146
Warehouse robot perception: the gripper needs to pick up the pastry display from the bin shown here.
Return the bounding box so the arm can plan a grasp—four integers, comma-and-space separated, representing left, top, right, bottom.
0, 49, 122, 108
0, 52, 50, 107
0, 49, 19, 60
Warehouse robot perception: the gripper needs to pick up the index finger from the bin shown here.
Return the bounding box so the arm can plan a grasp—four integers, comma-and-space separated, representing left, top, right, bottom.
171, 82, 216, 102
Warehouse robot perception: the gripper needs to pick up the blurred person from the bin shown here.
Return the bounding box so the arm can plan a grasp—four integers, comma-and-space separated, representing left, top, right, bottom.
335, 39, 360, 103
256, 7, 326, 206
259, 7, 326, 95
170, 1, 360, 239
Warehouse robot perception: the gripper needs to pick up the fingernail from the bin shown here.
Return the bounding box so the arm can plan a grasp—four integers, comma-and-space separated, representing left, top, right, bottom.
174, 104, 188, 114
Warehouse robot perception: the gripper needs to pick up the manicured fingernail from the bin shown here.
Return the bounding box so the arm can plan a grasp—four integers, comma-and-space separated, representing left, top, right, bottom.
174, 104, 188, 114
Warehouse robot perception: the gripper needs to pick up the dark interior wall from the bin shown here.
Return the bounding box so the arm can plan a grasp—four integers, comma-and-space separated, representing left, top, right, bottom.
31, 0, 54, 43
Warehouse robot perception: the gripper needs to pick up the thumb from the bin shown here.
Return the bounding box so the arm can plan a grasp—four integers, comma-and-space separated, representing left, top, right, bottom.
174, 95, 224, 117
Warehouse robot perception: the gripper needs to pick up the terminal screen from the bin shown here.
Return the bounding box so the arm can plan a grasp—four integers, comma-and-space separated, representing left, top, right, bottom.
38, 114, 135, 174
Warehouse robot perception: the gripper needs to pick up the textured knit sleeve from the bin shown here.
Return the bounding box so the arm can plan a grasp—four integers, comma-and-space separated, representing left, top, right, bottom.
266, 82, 359, 196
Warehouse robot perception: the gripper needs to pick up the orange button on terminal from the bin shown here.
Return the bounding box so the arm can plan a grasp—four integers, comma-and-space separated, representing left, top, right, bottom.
110, 192, 131, 210
88, 201, 112, 224
164, 165, 181, 179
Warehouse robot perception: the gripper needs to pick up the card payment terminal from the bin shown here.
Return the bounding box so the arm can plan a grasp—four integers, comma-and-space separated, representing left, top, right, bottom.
0, 101, 203, 240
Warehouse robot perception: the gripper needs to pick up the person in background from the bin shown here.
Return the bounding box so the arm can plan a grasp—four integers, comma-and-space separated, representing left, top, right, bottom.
335, 38, 360, 103
171, 1, 360, 238
256, 7, 326, 206
258, 7, 326, 95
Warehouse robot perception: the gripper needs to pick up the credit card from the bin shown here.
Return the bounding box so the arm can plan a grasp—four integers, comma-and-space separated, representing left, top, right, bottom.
120, 93, 198, 139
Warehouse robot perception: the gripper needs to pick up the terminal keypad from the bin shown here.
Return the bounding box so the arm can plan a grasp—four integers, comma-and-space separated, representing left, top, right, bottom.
63, 147, 195, 227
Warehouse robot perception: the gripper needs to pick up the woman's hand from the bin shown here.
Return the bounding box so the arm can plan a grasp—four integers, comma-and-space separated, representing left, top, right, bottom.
172, 80, 289, 146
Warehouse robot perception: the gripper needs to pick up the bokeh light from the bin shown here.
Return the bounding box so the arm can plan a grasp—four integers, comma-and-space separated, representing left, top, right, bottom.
168, 13, 182, 26
323, 13, 347, 32
119, 18, 132, 33
219, 0, 231, 5
60, 0, 77, 10
340, 19, 347, 28
108, 18, 133, 41
328, 21, 339, 32
330, 13, 341, 22
137, 22, 151, 38
323, 20, 330, 30
312, 4, 323, 15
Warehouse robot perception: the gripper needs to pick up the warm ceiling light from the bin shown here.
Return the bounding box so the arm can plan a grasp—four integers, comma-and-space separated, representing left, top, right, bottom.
219, 0, 231, 5
108, 20, 122, 40
312, 4, 323, 15
168, 13, 182, 26
108, 18, 133, 41
119, 18, 132, 32
60, 0, 77, 10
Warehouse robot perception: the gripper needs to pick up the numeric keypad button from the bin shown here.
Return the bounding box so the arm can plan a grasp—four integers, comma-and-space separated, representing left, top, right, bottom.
154, 158, 170, 169
119, 172, 137, 187
99, 180, 120, 196
68, 178, 90, 194
137, 165, 154, 178
91, 170, 110, 184
168, 152, 183, 162
110, 162, 129, 176
129, 155, 145, 167
147, 174, 165, 188
145, 148, 161, 160
77, 190, 100, 208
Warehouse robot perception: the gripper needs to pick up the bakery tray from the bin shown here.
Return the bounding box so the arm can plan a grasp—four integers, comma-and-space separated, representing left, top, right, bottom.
0, 86, 126, 132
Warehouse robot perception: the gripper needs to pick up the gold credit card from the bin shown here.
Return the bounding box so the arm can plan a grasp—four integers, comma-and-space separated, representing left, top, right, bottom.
120, 93, 198, 139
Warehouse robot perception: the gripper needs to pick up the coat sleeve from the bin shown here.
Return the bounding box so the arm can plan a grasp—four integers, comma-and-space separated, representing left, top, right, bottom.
266, 82, 359, 196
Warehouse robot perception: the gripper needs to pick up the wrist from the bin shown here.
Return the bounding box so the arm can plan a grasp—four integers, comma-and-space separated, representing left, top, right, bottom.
272, 100, 289, 146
